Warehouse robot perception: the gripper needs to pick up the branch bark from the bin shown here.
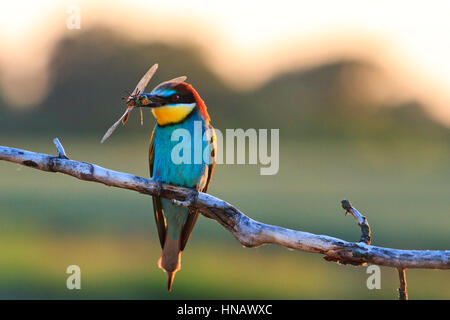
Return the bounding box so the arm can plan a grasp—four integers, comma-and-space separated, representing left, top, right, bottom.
397, 268, 408, 300
341, 199, 371, 245
0, 141, 449, 274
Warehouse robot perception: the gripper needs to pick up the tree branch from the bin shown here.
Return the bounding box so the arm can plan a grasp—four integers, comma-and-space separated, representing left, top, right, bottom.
0, 140, 449, 275
341, 199, 371, 245
53, 138, 69, 159
397, 268, 408, 300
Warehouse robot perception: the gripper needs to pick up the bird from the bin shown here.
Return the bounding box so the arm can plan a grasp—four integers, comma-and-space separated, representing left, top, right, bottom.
138, 79, 216, 291
100, 65, 216, 291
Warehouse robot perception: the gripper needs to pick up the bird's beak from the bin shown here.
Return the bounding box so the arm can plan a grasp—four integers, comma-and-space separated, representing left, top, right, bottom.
121, 94, 164, 125
141, 94, 165, 108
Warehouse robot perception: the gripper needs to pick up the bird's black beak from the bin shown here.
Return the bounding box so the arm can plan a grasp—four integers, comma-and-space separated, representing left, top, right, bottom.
141, 94, 165, 108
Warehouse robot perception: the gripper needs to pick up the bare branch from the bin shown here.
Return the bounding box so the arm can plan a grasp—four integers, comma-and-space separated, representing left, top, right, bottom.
0, 142, 449, 271
53, 138, 69, 159
341, 199, 371, 245
397, 268, 408, 300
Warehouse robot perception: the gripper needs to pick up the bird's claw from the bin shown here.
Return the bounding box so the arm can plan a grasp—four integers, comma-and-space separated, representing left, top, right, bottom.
171, 190, 198, 208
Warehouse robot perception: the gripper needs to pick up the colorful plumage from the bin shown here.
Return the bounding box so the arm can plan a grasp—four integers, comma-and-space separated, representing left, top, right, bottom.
101, 65, 215, 291
146, 81, 216, 291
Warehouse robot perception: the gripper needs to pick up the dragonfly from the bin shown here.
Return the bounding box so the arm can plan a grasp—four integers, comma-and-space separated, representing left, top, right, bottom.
101, 63, 187, 143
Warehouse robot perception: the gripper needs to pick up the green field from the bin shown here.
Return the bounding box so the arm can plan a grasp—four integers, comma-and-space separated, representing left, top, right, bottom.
0, 135, 449, 299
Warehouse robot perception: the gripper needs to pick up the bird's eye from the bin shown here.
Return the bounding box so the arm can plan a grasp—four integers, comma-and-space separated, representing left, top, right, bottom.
171, 94, 180, 102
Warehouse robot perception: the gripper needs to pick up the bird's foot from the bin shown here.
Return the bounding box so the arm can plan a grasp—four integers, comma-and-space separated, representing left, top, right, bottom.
171, 190, 198, 208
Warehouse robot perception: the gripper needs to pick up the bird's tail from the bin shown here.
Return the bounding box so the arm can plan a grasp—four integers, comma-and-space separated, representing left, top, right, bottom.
158, 232, 182, 292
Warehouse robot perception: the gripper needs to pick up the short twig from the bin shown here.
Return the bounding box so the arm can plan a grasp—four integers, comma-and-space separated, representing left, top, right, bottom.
53, 138, 69, 159
341, 199, 371, 245
397, 268, 408, 300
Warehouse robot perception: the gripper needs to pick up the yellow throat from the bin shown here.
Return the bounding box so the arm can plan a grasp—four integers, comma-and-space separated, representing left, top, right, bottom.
152, 103, 196, 126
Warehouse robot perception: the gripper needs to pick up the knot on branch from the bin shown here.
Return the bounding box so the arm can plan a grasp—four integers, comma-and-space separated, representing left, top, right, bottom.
323, 246, 367, 266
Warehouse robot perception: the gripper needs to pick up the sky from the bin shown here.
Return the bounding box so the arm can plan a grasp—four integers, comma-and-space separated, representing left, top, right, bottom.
0, 0, 450, 125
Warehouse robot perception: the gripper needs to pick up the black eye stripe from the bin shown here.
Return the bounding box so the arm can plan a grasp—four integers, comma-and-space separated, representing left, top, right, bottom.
167, 93, 195, 104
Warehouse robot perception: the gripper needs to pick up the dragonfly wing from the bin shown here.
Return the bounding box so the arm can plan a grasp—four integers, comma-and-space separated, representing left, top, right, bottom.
100, 107, 132, 143
132, 63, 159, 96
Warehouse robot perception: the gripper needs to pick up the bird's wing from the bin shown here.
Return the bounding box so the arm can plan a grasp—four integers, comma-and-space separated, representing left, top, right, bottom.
180, 125, 217, 251
203, 126, 217, 194
149, 126, 166, 248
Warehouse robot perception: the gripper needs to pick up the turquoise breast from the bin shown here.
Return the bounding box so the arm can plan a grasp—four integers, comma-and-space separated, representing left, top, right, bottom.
152, 109, 213, 239
152, 110, 211, 189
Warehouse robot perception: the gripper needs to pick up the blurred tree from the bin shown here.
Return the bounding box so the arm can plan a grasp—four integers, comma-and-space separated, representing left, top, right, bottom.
0, 27, 448, 145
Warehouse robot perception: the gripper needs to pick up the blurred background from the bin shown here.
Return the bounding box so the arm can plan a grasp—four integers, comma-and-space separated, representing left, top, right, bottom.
0, 0, 449, 299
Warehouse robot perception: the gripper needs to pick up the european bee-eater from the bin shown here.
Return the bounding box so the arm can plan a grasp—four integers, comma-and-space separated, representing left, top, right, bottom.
101, 65, 215, 291
142, 80, 216, 291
